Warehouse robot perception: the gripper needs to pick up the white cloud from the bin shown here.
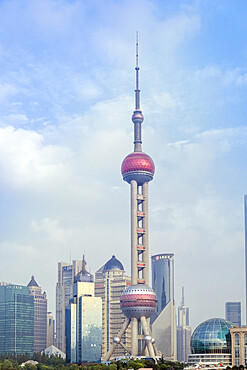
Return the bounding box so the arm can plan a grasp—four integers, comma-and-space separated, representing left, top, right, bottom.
0, 83, 18, 102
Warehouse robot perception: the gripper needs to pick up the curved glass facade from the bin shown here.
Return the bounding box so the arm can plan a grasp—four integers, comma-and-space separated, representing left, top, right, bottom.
151, 254, 174, 314
191, 318, 232, 354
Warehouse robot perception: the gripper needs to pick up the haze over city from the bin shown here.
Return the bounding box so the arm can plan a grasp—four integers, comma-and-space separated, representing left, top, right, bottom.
0, 0, 247, 330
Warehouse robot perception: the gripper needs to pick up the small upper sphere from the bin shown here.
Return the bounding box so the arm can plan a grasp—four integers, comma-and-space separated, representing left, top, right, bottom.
121, 152, 155, 184
120, 284, 157, 319
132, 111, 144, 124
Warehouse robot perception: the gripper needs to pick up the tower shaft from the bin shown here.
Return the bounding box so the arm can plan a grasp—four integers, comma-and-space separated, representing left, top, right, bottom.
131, 181, 149, 285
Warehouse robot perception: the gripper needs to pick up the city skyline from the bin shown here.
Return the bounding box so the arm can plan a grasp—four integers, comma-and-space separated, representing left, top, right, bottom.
0, 0, 246, 330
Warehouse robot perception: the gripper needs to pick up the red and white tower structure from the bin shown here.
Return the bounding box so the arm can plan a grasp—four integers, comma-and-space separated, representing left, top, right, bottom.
104, 37, 158, 361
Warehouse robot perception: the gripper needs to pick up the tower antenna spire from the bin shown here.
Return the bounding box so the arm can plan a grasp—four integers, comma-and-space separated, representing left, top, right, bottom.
135, 31, 140, 110
132, 32, 144, 152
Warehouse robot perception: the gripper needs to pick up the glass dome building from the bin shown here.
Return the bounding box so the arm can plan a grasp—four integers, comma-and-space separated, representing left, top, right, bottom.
191, 318, 232, 354
188, 318, 233, 366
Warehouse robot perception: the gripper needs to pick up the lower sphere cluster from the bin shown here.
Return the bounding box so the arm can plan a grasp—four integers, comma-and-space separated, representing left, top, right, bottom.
120, 284, 157, 319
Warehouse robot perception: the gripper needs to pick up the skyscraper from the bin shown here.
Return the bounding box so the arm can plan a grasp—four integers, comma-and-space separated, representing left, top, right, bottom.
66, 257, 102, 363
244, 195, 247, 324
177, 287, 191, 362
151, 253, 176, 360
104, 36, 158, 361
47, 312, 55, 348
95, 255, 131, 359
27, 275, 47, 352
225, 302, 241, 326
0, 283, 34, 355
178, 287, 189, 326
56, 259, 82, 352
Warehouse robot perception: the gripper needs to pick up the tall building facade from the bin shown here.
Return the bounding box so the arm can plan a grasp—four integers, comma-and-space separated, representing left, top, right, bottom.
151, 253, 176, 360
66, 257, 102, 363
244, 195, 247, 325
230, 326, 247, 366
177, 287, 191, 362
0, 283, 34, 355
47, 312, 55, 348
56, 259, 82, 352
27, 275, 47, 352
95, 255, 131, 359
225, 301, 241, 326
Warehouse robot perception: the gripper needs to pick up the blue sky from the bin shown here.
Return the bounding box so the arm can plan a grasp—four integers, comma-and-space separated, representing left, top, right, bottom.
0, 0, 247, 330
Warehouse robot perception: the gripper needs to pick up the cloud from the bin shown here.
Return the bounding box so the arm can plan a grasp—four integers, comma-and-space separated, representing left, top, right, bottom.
0, 83, 18, 102
195, 65, 247, 86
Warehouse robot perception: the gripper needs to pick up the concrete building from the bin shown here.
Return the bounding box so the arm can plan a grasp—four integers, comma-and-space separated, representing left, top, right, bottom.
0, 282, 34, 355
27, 276, 47, 352
47, 312, 54, 347
225, 301, 241, 326
188, 318, 232, 367
177, 287, 191, 362
65, 257, 102, 363
56, 259, 82, 352
42, 345, 66, 360
151, 253, 176, 360
95, 255, 131, 359
230, 326, 247, 366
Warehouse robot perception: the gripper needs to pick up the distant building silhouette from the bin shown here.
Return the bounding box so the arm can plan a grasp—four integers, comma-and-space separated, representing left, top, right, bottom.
56, 259, 82, 352
27, 275, 47, 352
225, 301, 241, 326
47, 312, 55, 347
151, 253, 176, 360
95, 255, 131, 359
65, 256, 102, 363
177, 287, 191, 362
0, 282, 34, 355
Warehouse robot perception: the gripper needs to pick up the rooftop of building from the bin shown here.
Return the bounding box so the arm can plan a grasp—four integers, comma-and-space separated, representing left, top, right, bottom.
74, 255, 94, 283
103, 255, 124, 272
27, 275, 39, 287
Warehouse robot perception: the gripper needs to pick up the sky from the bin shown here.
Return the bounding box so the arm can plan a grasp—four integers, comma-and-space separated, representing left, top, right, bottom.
0, 0, 247, 331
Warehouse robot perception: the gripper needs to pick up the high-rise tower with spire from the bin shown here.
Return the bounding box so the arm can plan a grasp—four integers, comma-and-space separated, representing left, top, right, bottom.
104, 36, 158, 361
177, 287, 191, 362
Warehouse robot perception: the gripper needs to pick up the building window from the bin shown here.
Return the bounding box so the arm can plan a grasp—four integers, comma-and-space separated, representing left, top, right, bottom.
235, 333, 240, 346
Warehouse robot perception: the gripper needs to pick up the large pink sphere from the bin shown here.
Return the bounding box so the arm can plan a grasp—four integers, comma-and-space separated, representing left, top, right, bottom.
120, 284, 157, 319
121, 152, 155, 184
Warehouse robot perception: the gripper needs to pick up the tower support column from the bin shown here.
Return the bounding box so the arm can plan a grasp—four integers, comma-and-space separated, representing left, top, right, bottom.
131, 317, 139, 356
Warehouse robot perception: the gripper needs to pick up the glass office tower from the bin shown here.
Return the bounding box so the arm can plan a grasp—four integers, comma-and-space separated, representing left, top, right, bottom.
245, 195, 247, 325
151, 254, 176, 360
225, 302, 241, 326
65, 257, 102, 363
0, 283, 34, 355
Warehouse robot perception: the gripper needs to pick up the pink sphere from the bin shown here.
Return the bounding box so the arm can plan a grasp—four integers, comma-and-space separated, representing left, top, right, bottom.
120, 284, 157, 319
121, 152, 155, 184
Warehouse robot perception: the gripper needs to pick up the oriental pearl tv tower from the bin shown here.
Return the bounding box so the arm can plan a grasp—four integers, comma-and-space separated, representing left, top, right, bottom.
104, 36, 158, 362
